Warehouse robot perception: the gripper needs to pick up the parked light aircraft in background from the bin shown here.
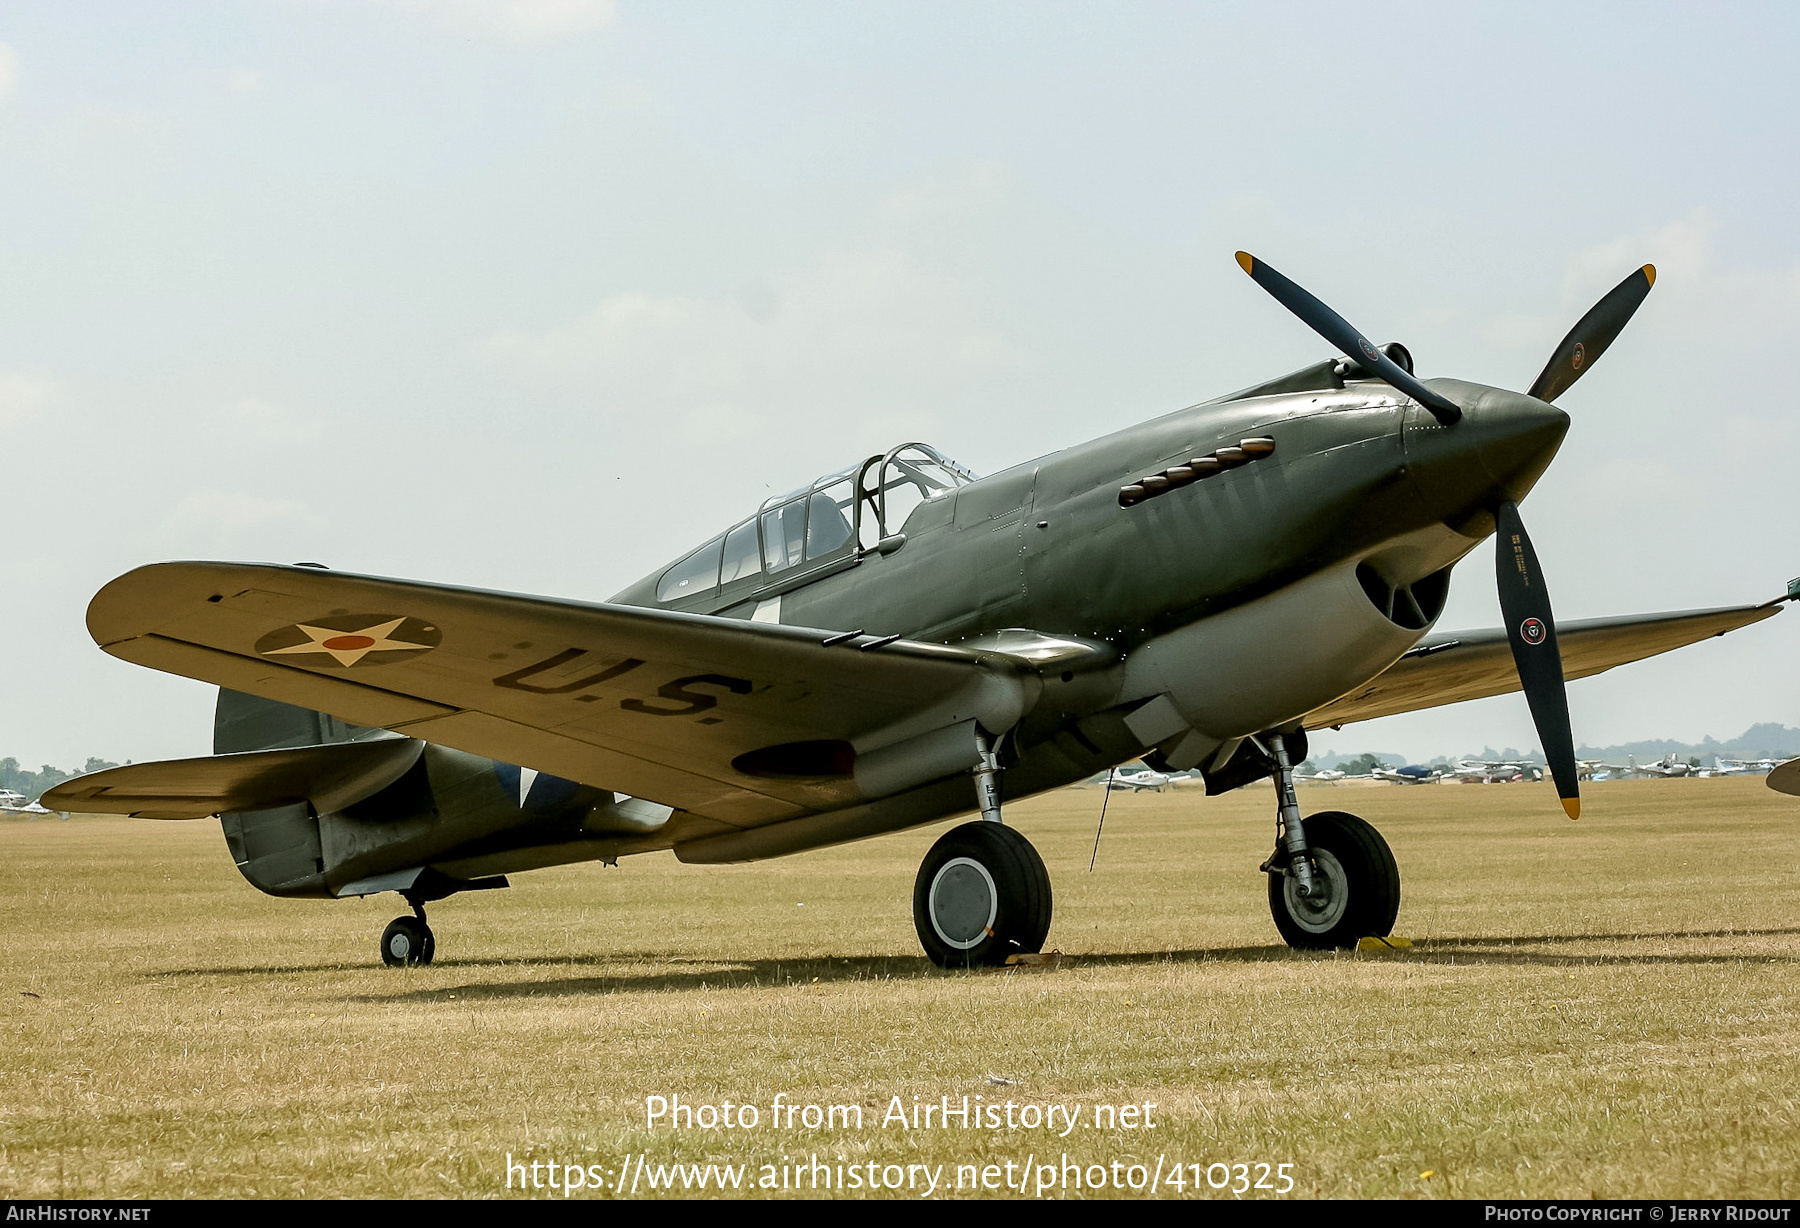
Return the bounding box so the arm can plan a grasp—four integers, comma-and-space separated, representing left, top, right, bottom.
1295, 767, 1348, 783
48, 254, 1792, 967
1370, 764, 1442, 785
1, 790, 56, 817
1105, 767, 1173, 792
1629, 754, 1705, 778
1715, 757, 1782, 776
1451, 760, 1528, 783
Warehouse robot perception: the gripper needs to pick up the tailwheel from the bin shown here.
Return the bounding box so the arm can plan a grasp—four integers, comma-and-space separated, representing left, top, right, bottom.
380, 915, 435, 967
913, 821, 1052, 968
1267, 810, 1399, 950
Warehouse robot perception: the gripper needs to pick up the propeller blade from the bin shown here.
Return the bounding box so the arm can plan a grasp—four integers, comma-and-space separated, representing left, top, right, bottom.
1235, 251, 1462, 425
1526, 265, 1656, 403
1494, 501, 1580, 819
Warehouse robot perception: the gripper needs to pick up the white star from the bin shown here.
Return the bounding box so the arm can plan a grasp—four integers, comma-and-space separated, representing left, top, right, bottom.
261, 617, 433, 667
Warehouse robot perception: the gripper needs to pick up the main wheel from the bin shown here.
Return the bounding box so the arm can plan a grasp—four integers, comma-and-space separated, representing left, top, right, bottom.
1267, 810, 1399, 950
380, 916, 435, 967
913, 821, 1052, 968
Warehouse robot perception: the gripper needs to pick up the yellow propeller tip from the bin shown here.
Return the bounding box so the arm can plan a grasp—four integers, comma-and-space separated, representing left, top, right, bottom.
1235, 251, 1256, 273
1642, 264, 1656, 288
1561, 796, 1581, 821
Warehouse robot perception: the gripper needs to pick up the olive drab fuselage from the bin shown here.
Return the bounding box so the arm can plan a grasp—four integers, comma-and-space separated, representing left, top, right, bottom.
599, 373, 1568, 835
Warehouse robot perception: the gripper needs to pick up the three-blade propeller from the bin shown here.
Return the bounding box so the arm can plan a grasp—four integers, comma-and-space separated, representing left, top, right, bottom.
1235, 251, 1657, 820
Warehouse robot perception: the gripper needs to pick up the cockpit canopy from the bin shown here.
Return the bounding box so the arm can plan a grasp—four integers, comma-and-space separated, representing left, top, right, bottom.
654, 443, 976, 605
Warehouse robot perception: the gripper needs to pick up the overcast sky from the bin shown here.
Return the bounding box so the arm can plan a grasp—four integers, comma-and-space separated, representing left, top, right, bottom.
2, 1, 1797, 768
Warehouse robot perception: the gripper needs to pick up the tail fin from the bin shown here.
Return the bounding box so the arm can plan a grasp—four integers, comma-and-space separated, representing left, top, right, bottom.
214, 689, 370, 754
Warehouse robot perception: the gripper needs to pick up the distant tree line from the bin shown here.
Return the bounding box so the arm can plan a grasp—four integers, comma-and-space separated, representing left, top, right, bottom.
0, 757, 123, 801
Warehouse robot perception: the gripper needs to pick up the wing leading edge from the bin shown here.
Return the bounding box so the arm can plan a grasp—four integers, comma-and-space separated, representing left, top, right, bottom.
1305, 601, 1784, 728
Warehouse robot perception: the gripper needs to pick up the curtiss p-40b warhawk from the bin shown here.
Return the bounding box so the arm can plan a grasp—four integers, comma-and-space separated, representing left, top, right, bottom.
52, 254, 1793, 967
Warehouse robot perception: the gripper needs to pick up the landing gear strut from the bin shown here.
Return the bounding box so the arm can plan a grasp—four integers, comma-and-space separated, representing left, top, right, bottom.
380, 898, 436, 967
912, 731, 1052, 967
1262, 732, 1400, 949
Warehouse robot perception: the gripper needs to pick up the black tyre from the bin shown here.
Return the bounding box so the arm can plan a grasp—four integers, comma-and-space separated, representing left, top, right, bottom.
381, 916, 435, 967
1266, 810, 1399, 950
913, 821, 1052, 968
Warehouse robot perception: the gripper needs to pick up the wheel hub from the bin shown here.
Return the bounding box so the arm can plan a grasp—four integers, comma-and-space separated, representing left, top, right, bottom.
1280, 849, 1349, 934
928, 856, 999, 949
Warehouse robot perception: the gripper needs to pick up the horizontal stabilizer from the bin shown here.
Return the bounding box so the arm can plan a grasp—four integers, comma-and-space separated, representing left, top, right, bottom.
43, 737, 424, 819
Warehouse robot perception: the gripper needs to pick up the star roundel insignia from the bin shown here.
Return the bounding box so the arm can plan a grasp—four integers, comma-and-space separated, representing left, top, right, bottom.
1520, 617, 1547, 646
254, 614, 441, 668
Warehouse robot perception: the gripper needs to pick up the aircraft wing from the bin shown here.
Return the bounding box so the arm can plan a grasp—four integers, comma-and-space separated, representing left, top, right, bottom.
86, 562, 1034, 828
1304, 600, 1783, 728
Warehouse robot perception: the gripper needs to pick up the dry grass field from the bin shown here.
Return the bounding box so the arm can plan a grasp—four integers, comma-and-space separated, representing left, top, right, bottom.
3, 776, 1798, 1200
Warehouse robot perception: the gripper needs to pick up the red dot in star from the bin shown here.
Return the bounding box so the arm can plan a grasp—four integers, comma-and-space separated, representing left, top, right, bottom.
323, 635, 376, 650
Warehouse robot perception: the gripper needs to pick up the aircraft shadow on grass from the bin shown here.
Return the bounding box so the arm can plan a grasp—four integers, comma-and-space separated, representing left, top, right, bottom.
148, 923, 1800, 1002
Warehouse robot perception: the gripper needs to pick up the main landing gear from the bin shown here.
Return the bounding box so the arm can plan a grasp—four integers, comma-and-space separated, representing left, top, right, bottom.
1261, 732, 1400, 949
913, 733, 1052, 967
380, 899, 436, 967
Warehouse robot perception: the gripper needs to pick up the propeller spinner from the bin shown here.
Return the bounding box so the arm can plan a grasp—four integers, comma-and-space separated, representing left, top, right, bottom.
1235, 252, 1657, 820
